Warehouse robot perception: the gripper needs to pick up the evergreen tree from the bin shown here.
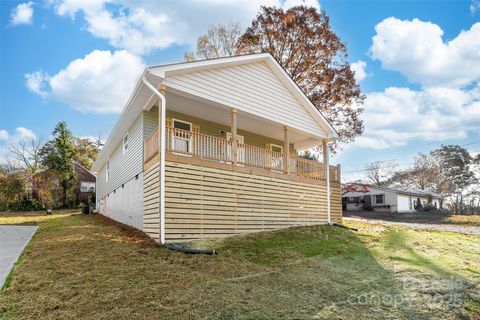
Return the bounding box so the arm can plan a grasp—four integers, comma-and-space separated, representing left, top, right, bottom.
40, 122, 77, 207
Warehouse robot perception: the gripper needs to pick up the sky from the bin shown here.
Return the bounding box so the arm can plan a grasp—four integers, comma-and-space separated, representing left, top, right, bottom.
1, 0, 479, 181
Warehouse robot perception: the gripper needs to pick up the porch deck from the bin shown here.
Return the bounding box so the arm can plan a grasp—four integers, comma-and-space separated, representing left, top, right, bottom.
143, 127, 341, 183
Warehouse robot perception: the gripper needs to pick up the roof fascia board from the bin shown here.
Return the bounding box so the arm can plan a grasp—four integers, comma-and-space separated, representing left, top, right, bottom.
149, 53, 271, 76
152, 53, 338, 139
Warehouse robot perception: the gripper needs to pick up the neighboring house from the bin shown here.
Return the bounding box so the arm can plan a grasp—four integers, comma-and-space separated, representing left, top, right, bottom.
33, 161, 96, 206
92, 53, 342, 244
342, 183, 442, 213
73, 161, 96, 204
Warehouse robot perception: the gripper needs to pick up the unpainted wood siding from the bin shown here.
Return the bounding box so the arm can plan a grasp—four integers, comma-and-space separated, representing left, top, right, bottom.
96, 114, 144, 200
164, 161, 342, 242
163, 62, 325, 137
143, 164, 160, 241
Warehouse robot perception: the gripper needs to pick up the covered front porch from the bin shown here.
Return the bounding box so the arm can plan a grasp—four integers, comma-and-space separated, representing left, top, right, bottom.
142, 90, 340, 184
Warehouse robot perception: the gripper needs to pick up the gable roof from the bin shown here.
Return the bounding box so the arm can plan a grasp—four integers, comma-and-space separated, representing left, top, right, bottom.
93, 53, 338, 173
149, 53, 339, 139
344, 182, 442, 198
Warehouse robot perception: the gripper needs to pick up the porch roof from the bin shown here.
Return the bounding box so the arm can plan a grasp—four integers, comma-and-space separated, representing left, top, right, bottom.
93, 54, 339, 173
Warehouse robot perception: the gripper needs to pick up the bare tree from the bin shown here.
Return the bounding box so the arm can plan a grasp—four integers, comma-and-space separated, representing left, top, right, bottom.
8, 138, 43, 176
365, 160, 397, 187
196, 22, 243, 59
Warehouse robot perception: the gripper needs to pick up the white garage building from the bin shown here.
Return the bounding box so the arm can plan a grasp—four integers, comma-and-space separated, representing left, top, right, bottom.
342, 183, 442, 213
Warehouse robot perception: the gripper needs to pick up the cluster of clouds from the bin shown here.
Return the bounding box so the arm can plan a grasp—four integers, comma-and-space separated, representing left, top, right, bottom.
356, 18, 480, 149
19, 0, 319, 113
25, 50, 145, 113
10, 0, 480, 151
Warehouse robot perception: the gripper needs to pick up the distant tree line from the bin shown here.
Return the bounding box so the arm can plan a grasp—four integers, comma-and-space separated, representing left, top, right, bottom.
364, 145, 480, 214
0, 121, 101, 211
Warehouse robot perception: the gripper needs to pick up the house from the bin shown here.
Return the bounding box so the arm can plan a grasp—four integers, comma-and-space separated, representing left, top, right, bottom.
73, 161, 96, 204
342, 183, 442, 213
92, 53, 342, 243
33, 161, 96, 206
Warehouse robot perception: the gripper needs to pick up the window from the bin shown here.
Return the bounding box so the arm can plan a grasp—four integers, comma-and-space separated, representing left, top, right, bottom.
174, 119, 192, 131
123, 132, 129, 154
270, 144, 283, 153
80, 181, 95, 192
172, 119, 192, 153
374, 194, 384, 204
106, 160, 109, 182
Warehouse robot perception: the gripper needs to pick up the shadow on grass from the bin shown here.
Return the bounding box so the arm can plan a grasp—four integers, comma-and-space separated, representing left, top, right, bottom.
384, 229, 464, 279
216, 225, 436, 319
1, 214, 477, 319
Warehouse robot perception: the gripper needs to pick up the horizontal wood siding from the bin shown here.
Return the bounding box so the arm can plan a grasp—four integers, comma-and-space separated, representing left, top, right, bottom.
143, 164, 160, 241
97, 113, 144, 200
164, 161, 342, 242
163, 62, 325, 137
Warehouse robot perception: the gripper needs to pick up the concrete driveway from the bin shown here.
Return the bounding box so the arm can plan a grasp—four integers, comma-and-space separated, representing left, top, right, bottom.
0, 225, 38, 288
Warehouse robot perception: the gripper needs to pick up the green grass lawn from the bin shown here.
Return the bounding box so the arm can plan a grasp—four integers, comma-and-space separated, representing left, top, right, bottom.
0, 212, 479, 319
447, 214, 480, 227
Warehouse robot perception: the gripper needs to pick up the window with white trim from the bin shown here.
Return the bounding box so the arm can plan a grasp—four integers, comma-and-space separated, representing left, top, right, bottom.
80, 181, 96, 192
172, 119, 192, 153
374, 194, 384, 204
270, 144, 283, 154
123, 132, 129, 154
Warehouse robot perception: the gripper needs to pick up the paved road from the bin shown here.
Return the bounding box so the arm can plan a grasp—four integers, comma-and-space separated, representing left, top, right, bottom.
344, 217, 480, 236
0, 225, 38, 288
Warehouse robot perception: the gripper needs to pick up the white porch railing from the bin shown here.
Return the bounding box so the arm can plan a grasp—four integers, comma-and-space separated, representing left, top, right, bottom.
144, 127, 340, 183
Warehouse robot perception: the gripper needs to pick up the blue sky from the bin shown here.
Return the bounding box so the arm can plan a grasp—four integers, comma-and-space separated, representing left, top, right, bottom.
1, 0, 479, 180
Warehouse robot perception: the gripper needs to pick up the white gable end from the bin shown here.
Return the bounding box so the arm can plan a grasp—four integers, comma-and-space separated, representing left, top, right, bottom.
162, 61, 326, 138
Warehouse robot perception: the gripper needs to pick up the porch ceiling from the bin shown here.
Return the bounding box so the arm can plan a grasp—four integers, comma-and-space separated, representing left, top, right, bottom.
154, 91, 322, 149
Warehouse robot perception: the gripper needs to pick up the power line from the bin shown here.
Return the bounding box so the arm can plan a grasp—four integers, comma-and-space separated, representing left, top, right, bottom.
341, 140, 480, 174
340, 139, 480, 159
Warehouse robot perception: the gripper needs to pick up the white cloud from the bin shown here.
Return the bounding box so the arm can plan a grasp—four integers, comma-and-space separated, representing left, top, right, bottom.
0, 130, 9, 141
355, 86, 480, 149
350, 60, 368, 82
48, 0, 320, 54
0, 127, 37, 163
371, 18, 480, 88
26, 50, 145, 114
25, 71, 49, 97
471, 0, 480, 15
10, 1, 34, 25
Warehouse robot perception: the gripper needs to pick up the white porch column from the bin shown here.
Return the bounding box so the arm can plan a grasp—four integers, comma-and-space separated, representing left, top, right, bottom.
284, 126, 290, 174
322, 139, 331, 224
230, 108, 238, 166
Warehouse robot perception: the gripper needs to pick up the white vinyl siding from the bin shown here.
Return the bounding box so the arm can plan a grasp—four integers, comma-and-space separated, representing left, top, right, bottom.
123, 132, 129, 154
144, 108, 159, 138
163, 61, 325, 137
96, 114, 144, 200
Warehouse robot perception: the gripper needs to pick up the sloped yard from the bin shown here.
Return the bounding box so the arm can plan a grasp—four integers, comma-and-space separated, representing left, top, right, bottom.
0, 212, 479, 319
